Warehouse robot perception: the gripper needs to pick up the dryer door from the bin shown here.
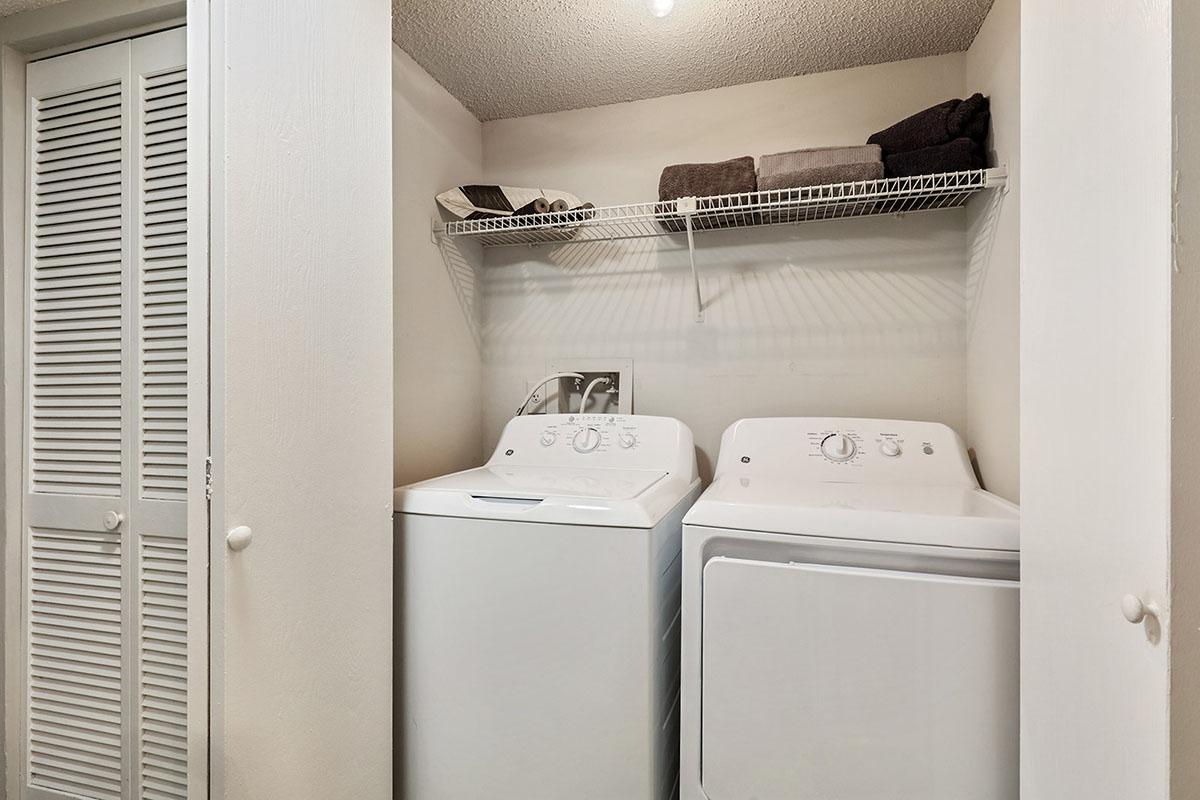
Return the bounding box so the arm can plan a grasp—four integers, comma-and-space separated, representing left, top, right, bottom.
700, 556, 1018, 800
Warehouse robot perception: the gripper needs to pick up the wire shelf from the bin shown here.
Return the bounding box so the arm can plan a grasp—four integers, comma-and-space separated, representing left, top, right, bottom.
436, 168, 1007, 248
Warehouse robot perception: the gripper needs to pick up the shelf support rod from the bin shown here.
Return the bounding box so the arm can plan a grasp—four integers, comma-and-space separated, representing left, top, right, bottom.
680, 197, 703, 322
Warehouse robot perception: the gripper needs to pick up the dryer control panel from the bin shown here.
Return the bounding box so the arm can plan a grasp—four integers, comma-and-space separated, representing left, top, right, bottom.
715, 418, 978, 487
488, 414, 697, 479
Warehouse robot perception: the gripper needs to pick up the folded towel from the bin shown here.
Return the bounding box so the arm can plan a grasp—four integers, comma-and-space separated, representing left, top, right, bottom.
658, 155, 757, 201
759, 161, 884, 192
657, 156, 758, 232
884, 137, 985, 178
948, 93, 990, 143
868, 94, 990, 155
760, 144, 882, 177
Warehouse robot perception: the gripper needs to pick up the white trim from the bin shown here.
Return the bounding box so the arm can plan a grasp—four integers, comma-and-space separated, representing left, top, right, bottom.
27, 19, 186, 63
204, 0, 226, 794
0, 41, 28, 800
185, 2, 211, 797
0, 0, 184, 54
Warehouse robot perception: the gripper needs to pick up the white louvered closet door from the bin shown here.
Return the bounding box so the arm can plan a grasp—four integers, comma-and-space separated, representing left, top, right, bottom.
130, 30, 189, 800
23, 27, 192, 800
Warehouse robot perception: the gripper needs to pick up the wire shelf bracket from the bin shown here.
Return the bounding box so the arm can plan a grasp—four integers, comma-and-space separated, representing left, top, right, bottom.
434, 167, 1008, 322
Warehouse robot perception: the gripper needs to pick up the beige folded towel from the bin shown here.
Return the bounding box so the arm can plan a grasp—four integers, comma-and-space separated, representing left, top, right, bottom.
759, 161, 884, 192
759, 145, 883, 191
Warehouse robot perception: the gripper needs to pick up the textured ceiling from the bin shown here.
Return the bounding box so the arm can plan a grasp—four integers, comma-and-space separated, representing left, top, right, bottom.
2, 1, 994, 123
394, 0, 994, 121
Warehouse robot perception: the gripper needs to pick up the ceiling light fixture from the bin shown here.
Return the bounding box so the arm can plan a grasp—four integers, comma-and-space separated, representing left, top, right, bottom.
648, 0, 674, 18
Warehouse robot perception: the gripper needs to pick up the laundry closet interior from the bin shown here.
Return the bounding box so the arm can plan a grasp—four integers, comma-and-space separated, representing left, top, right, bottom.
394, 4, 1019, 497
392, 1, 1020, 799
0, 0, 1191, 799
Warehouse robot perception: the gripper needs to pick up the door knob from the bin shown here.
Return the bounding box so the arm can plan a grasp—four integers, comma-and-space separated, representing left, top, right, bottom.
1122, 594, 1160, 625
102, 511, 123, 531
227, 525, 253, 552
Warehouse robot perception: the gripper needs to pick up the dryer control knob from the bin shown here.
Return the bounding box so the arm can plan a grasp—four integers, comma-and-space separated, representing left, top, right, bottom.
618, 432, 638, 449
820, 433, 857, 462
572, 427, 602, 453
879, 439, 902, 458
540, 431, 557, 446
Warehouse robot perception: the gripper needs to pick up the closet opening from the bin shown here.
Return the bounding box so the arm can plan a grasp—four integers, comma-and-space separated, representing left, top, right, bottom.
392, 1, 1020, 798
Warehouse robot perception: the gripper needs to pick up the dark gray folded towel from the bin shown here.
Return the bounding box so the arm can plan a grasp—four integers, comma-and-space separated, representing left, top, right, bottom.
885, 137, 986, 178
759, 161, 884, 192
949, 93, 990, 142
658, 155, 757, 201
868, 94, 991, 155
657, 156, 758, 232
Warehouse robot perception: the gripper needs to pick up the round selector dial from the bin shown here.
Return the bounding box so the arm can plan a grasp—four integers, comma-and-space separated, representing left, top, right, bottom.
820, 433, 857, 462
572, 426, 602, 453
618, 432, 638, 449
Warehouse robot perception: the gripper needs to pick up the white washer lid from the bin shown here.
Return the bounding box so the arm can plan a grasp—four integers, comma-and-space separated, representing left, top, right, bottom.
410, 464, 667, 500
395, 465, 688, 528
396, 413, 700, 528
684, 477, 1019, 552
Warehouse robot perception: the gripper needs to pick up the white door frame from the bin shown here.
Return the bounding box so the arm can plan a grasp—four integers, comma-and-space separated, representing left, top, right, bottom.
0, 2, 207, 797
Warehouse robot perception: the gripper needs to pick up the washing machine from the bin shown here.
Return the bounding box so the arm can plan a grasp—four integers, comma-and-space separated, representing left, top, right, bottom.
680, 418, 1019, 800
394, 413, 700, 800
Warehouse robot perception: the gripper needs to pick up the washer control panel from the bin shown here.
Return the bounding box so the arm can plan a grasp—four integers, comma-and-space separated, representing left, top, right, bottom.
489, 414, 693, 474
533, 415, 642, 455
718, 418, 978, 487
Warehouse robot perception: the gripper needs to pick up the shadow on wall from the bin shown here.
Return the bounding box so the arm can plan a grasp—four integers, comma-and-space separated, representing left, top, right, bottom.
476, 210, 971, 364
434, 233, 485, 353
964, 188, 1005, 342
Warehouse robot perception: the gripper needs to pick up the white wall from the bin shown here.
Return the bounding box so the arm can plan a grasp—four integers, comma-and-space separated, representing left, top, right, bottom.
209, 0, 393, 797
964, 0, 1019, 502
1021, 0, 1171, 796
392, 46, 485, 484
480, 54, 978, 477
484, 52, 966, 208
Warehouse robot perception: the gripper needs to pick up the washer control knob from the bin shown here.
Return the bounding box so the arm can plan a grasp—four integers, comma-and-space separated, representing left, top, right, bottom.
540, 431, 557, 447
572, 427, 602, 453
879, 439, 902, 458
618, 432, 638, 449
820, 433, 857, 462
